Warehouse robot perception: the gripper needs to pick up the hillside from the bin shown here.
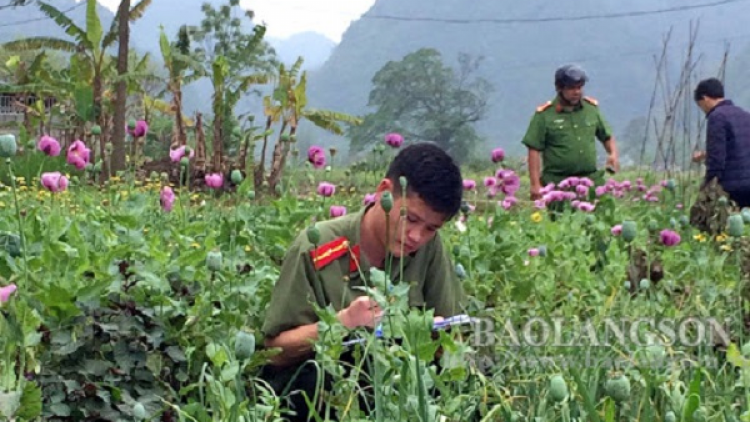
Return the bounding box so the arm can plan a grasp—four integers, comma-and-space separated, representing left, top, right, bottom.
305, 0, 750, 160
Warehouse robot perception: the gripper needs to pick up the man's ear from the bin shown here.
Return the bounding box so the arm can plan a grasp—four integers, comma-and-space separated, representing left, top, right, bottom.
375, 178, 392, 194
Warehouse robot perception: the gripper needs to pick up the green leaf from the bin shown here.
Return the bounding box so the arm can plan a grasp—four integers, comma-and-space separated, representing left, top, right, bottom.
74, 84, 94, 122
85, 0, 103, 50
2, 37, 78, 53
37, 1, 86, 41
17, 382, 42, 420
0, 391, 21, 418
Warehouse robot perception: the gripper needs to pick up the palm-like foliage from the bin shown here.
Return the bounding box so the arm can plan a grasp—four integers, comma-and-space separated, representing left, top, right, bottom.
256, 57, 362, 195
1, 0, 152, 164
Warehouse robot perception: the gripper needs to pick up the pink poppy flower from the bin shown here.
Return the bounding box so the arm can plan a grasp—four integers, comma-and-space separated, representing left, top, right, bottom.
384, 133, 403, 148
66, 140, 91, 170
160, 186, 176, 212
307, 146, 326, 169
0, 283, 16, 304
37, 135, 61, 156
330, 205, 347, 217
205, 173, 223, 189
317, 182, 335, 197
40, 172, 68, 193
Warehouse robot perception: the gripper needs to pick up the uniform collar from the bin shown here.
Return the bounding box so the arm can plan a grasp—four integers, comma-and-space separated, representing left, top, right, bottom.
553, 95, 583, 113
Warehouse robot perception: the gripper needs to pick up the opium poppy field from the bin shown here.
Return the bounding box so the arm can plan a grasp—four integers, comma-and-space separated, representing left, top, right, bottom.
1, 133, 750, 422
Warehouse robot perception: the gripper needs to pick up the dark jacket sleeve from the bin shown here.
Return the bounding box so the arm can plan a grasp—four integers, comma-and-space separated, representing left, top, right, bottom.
705, 112, 728, 183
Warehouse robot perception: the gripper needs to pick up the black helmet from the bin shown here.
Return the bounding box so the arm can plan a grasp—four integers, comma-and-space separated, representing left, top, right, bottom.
555, 64, 588, 87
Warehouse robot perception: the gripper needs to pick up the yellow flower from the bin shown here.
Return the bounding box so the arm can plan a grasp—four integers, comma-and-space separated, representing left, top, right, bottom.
693, 233, 706, 242
715, 233, 728, 243
244, 245, 252, 252
191, 242, 200, 248
143, 227, 149, 234
721, 244, 733, 252
531, 212, 542, 223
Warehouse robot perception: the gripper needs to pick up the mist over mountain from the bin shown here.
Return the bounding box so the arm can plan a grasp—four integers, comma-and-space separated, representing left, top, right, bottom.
303, 0, 750, 160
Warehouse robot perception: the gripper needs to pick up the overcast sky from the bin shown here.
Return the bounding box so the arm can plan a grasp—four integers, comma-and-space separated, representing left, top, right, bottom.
94, 0, 376, 42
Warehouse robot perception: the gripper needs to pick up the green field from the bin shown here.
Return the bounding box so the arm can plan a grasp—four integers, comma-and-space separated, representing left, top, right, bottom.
1, 133, 749, 422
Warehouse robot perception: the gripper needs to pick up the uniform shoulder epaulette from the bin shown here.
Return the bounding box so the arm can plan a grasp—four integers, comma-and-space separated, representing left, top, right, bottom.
310, 236, 351, 270
583, 96, 599, 106
536, 101, 553, 113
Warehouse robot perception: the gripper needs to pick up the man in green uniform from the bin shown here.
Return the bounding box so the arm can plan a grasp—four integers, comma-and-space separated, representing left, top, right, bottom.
521, 64, 620, 200
260, 142, 465, 421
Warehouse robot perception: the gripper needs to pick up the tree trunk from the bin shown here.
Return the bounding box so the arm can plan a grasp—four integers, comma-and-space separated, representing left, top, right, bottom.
194, 113, 206, 172
170, 80, 185, 149
110, 0, 130, 177
211, 109, 223, 173
253, 116, 272, 194
268, 124, 292, 195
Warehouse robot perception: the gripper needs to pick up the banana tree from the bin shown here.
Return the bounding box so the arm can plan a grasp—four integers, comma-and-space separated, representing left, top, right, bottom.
257, 57, 362, 195
2, 0, 152, 173
0, 52, 52, 141
158, 25, 197, 152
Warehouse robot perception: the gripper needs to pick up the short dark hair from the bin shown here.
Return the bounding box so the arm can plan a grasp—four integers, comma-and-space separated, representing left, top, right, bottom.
694, 78, 724, 101
385, 142, 463, 219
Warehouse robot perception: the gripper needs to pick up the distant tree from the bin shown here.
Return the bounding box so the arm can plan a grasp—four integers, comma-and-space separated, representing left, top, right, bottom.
347, 48, 493, 162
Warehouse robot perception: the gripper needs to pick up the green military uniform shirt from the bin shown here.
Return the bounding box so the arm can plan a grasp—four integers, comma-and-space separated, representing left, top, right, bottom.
521, 95, 614, 186
262, 204, 465, 339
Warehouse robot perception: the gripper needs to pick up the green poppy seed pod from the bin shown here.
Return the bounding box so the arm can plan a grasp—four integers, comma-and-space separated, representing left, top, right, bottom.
460, 201, 470, 214
665, 411, 676, 422
666, 179, 676, 191
180, 157, 189, 168
380, 191, 393, 212
452, 245, 460, 257
247, 190, 256, 200
605, 374, 631, 403
742, 209, 750, 224
647, 219, 658, 233
719, 196, 729, 206
275, 184, 283, 195
232, 126, 242, 137
91, 125, 102, 136
105, 142, 113, 154
133, 402, 146, 420
729, 214, 744, 237
455, 263, 466, 279
585, 214, 596, 225
206, 250, 223, 272
639, 278, 650, 290
280, 133, 290, 143
127, 118, 136, 130
292, 149, 299, 157
290, 134, 297, 143
234, 330, 256, 360
93, 161, 102, 172
231, 169, 243, 184
538, 245, 547, 256
548, 374, 568, 402
0, 134, 17, 158
307, 225, 320, 245
624, 280, 631, 290
621, 220, 637, 242
160, 172, 169, 182
669, 217, 677, 228
399, 176, 407, 191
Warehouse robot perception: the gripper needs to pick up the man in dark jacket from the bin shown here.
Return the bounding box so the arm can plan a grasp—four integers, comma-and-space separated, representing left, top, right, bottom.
693, 77, 750, 207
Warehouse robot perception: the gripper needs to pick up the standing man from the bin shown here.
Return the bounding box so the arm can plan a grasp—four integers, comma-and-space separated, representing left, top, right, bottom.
260, 142, 466, 421
692, 77, 750, 207
521, 64, 620, 200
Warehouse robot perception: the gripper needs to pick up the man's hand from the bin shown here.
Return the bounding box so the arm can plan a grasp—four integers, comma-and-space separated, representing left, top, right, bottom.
530, 183, 542, 201
692, 150, 706, 163
337, 296, 383, 329
605, 153, 620, 173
